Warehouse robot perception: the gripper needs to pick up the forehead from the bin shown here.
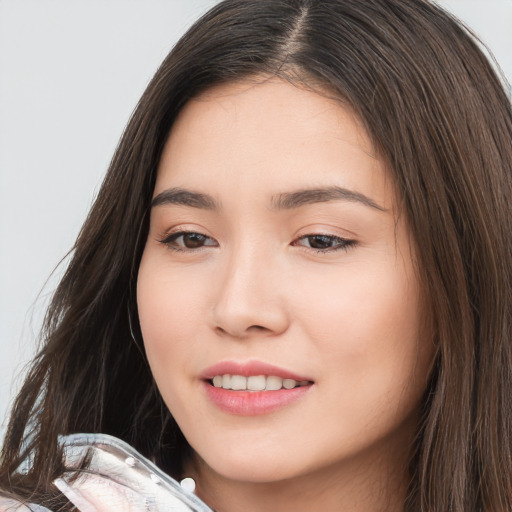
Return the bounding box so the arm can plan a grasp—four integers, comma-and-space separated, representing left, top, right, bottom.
155, 78, 393, 211
169, 77, 376, 157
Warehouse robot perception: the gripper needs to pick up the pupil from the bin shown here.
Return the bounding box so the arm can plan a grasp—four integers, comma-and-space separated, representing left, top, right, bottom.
309, 235, 332, 249
184, 233, 205, 248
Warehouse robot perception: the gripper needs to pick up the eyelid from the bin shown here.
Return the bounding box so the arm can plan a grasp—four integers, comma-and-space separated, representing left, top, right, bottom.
157, 223, 216, 242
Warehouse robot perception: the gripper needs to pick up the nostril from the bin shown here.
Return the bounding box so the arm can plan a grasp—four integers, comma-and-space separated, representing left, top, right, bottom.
214, 324, 270, 338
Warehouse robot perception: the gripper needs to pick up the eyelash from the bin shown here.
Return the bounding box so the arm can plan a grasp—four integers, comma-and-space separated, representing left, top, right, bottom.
292, 234, 356, 253
159, 231, 218, 252
159, 230, 356, 254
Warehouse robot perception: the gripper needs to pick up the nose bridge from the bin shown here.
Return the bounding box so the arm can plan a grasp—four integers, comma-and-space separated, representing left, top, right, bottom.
212, 236, 288, 338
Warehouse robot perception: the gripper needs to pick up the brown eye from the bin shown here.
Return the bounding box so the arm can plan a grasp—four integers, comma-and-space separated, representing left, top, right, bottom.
182, 233, 209, 248
293, 234, 356, 253
307, 235, 337, 249
160, 231, 218, 251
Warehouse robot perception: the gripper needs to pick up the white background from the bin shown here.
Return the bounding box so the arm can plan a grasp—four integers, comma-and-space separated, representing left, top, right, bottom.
1, 0, 511, 439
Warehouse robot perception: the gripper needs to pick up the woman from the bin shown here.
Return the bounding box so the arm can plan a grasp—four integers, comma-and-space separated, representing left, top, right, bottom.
1, 0, 511, 510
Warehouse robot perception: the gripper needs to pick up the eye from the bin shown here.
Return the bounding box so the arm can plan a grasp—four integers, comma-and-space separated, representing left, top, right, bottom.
159, 231, 218, 251
292, 234, 356, 252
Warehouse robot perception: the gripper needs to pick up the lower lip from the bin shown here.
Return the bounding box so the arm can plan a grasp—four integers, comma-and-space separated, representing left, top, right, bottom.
202, 381, 312, 416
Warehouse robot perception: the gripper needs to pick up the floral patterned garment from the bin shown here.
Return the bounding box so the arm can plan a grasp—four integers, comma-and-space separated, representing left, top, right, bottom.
0, 433, 213, 512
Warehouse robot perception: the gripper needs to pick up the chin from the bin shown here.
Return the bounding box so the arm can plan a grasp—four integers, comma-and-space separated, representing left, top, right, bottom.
191, 441, 309, 484
207, 458, 300, 484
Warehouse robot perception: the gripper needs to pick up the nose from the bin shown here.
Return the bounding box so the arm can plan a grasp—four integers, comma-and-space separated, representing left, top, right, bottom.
212, 246, 290, 339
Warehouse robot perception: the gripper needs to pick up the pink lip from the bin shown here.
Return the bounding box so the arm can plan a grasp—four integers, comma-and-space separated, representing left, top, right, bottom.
200, 360, 312, 382
200, 361, 314, 416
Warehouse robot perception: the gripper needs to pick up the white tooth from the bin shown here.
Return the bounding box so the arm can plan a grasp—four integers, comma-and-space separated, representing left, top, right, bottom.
222, 375, 232, 389
266, 376, 283, 391
283, 379, 297, 389
247, 375, 266, 391
231, 375, 247, 390
213, 375, 223, 388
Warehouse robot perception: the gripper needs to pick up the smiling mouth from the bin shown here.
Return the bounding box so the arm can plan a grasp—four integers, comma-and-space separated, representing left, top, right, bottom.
209, 375, 312, 391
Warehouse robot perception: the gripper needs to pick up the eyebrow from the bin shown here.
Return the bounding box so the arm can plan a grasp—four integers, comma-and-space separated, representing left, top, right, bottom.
270, 186, 386, 212
151, 186, 386, 212
152, 187, 218, 210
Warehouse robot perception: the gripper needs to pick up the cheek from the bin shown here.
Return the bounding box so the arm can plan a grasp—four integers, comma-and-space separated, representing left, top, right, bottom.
295, 259, 420, 347
293, 257, 428, 415
136, 251, 204, 372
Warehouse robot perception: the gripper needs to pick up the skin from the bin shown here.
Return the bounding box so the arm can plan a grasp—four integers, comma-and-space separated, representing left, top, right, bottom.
137, 78, 434, 512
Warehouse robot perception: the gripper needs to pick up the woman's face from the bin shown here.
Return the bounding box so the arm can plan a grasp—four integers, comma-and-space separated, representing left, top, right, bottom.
137, 78, 434, 485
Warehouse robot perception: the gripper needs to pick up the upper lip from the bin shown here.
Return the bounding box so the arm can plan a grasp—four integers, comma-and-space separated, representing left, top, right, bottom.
201, 360, 313, 382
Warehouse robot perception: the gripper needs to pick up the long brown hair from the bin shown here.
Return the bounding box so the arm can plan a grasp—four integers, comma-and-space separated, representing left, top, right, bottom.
2, 1, 511, 510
